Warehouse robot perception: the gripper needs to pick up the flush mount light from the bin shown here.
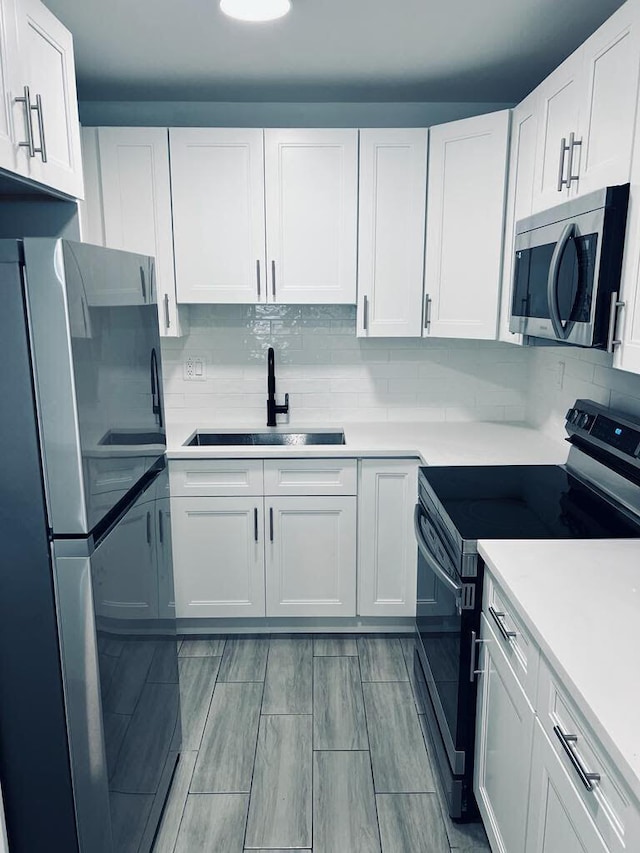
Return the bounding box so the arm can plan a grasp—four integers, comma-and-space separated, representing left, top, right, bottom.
220, 0, 291, 21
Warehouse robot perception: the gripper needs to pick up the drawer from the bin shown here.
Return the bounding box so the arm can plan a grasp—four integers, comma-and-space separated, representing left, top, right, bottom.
537, 660, 633, 853
482, 572, 539, 704
263, 459, 357, 496
170, 460, 264, 497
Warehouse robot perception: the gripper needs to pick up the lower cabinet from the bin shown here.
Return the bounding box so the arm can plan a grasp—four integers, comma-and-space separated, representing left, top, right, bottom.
357, 459, 418, 616
526, 721, 608, 853
474, 612, 535, 853
265, 496, 357, 617
172, 497, 266, 618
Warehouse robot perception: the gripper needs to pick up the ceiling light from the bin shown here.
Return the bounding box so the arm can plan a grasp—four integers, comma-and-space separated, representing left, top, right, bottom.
220, 0, 291, 22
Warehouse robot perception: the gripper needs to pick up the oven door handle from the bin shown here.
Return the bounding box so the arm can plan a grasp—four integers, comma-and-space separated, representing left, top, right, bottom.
547, 221, 576, 340
414, 504, 463, 600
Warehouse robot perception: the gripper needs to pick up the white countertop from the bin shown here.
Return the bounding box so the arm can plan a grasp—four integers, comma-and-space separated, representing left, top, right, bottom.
478, 538, 640, 805
167, 421, 569, 466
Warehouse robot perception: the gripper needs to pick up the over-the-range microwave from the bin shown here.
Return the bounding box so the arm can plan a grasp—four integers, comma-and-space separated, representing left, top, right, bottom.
509, 184, 629, 349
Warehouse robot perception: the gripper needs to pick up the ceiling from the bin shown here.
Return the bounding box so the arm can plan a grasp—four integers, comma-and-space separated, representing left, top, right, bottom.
46, 0, 625, 103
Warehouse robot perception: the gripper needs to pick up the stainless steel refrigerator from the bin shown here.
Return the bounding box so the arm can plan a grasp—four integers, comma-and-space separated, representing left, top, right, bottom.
0, 239, 181, 853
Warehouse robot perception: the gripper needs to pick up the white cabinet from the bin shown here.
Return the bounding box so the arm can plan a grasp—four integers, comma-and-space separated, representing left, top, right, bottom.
423, 110, 510, 340
265, 496, 356, 617
170, 128, 266, 304
157, 489, 175, 619
499, 94, 539, 345
356, 129, 428, 337
0, 0, 82, 197
172, 496, 266, 619
357, 459, 418, 617
474, 611, 535, 853
526, 721, 609, 853
79, 126, 187, 336
264, 129, 358, 304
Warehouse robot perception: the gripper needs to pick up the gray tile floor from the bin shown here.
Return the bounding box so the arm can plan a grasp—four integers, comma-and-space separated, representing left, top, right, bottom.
153, 634, 491, 853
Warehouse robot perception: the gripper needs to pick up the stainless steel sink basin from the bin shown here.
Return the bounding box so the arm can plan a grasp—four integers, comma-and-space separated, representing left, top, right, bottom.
185, 430, 345, 447
99, 430, 166, 446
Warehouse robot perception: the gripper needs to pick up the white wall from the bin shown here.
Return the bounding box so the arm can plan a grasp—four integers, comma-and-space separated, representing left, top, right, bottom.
526, 345, 640, 436
160, 305, 528, 440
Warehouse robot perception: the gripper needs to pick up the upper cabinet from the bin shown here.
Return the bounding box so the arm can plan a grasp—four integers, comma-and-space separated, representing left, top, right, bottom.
532, 1, 640, 212
0, 0, 83, 197
356, 128, 428, 338
80, 126, 187, 337
424, 110, 510, 340
170, 127, 358, 305
170, 128, 267, 304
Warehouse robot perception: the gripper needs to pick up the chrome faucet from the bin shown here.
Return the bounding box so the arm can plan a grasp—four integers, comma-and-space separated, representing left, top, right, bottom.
266, 347, 289, 427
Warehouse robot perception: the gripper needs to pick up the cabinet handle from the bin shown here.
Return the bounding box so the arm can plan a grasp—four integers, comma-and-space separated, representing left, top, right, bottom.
269, 507, 274, 542
158, 509, 164, 544
488, 605, 516, 642
566, 131, 582, 189
15, 86, 35, 157
254, 507, 259, 542
557, 136, 571, 191
146, 511, 152, 546
271, 260, 276, 299
256, 260, 261, 299
32, 94, 47, 163
468, 629, 489, 682
140, 267, 147, 301
423, 293, 432, 330
164, 294, 171, 329
606, 291, 624, 354
363, 294, 369, 331
553, 725, 601, 791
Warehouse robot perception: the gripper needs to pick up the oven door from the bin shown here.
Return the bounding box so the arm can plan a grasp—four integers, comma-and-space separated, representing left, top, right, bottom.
414, 503, 479, 783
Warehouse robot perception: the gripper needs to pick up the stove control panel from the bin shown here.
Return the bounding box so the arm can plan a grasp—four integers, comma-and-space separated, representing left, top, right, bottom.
566, 400, 640, 459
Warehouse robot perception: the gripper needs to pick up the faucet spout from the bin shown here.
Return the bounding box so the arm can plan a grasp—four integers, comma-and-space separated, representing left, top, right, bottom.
266, 347, 289, 427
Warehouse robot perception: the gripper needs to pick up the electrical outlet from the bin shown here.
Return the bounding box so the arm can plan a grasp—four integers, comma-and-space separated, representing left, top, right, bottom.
556, 360, 565, 390
183, 354, 207, 381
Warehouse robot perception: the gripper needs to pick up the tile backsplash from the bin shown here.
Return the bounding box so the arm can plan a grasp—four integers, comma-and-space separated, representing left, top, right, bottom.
161, 305, 529, 439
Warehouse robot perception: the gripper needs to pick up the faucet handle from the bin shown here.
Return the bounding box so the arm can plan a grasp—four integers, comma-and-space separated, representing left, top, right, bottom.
276, 393, 289, 415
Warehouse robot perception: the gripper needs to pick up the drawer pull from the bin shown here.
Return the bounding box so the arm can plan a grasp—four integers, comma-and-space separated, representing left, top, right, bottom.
553, 725, 601, 791
488, 605, 516, 642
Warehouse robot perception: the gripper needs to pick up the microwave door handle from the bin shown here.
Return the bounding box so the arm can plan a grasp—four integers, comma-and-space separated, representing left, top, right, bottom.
414, 504, 463, 600
547, 222, 575, 340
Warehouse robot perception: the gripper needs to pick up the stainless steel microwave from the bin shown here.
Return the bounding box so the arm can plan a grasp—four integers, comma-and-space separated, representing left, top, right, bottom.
509, 184, 629, 348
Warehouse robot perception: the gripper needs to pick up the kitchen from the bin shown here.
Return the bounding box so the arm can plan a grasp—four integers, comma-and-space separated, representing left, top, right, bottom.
2, 0, 640, 851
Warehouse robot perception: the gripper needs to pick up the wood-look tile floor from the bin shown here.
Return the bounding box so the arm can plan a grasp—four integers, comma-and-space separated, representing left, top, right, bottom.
153, 634, 491, 853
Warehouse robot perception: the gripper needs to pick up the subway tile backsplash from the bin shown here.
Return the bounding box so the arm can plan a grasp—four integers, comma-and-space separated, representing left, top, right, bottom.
161, 305, 529, 438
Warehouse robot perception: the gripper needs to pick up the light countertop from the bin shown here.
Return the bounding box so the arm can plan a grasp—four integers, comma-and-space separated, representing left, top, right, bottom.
478, 538, 640, 805
167, 421, 569, 466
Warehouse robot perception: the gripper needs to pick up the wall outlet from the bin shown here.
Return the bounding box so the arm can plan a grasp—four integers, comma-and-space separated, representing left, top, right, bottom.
183, 354, 207, 381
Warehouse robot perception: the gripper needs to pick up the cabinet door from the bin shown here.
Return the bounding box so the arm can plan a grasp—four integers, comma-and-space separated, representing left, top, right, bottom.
499, 95, 538, 345
424, 110, 510, 340
264, 129, 358, 304
573, 1, 640, 197
474, 613, 535, 853
18, 0, 83, 198
156, 494, 175, 620
170, 128, 266, 304
171, 497, 265, 618
97, 127, 186, 336
357, 129, 428, 337
265, 496, 356, 617
0, 0, 28, 177
531, 51, 583, 213
357, 460, 418, 617
78, 126, 105, 246
525, 721, 608, 853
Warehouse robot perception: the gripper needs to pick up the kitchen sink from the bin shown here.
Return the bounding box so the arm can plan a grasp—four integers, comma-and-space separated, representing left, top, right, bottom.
185, 430, 346, 447
99, 430, 166, 446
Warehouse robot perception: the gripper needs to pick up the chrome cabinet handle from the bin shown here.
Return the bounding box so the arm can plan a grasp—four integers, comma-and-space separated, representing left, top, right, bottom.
158, 509, 164, 544
557, 137, 571, 191
146, 511, 152, 546
32, 94, 47, 163
363, 294, 369, 331
269, 507, 274, 542
566, 132, 582, 188
254, 507, 259, 542
606, 291, 625, 354
271, 260, 276, 299
546, 221, 576, 340
164, 293, 171, 329
553, 725, 601, 791
424, 293, 432, 330
488, 605, 516, 642
15, 86, 35, 157
256, 259, 261, 299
